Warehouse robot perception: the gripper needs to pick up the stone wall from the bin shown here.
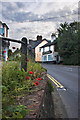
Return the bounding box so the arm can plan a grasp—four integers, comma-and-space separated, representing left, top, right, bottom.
37, 83, 54, 118
26, 73, 54, 119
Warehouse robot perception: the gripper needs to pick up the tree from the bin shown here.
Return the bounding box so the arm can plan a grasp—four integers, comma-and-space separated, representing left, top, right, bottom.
57, 21, 79, 65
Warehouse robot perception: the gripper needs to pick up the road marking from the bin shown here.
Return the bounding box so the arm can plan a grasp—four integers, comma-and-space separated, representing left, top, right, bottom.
47, 75, 60, 87
47, 74, 64, 88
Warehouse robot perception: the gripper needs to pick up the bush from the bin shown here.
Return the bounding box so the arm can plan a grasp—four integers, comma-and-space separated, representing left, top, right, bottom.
2, 57, 45, 118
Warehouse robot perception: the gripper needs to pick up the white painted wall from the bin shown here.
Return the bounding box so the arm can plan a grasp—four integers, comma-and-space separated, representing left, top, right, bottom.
4, 27, 6, 37
35, 40, 48, 61
41, 45, 59, 62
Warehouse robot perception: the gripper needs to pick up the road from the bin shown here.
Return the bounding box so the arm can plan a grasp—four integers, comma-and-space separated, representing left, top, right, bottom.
42, 63, 79, 118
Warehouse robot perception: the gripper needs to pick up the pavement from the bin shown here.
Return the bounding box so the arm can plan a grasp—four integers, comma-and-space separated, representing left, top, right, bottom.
42, 63, 79, 118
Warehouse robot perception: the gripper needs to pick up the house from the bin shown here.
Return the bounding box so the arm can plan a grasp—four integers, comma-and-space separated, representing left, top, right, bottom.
28, 35, 43, 57
0, 21, 10, 61
33, 38, 51, 62
40, 34, 62, 63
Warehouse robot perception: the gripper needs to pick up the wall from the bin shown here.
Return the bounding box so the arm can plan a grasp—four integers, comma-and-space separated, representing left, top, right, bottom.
25, 72, 54, 119
37, 83, 54, 118
42, 45, 56, 62
35, 40, 48, 61
0, 22, 9, 61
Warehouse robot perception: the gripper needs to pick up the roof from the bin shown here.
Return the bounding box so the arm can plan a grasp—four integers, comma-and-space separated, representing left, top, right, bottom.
0, 21, 9, 29
40, 40, 57, 48
3, 23, 9, 29
32, 39, 51, 49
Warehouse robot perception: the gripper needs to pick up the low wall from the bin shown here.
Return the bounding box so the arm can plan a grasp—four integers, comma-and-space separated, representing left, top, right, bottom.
26, 73, 54, 119
37, 83, 54, 118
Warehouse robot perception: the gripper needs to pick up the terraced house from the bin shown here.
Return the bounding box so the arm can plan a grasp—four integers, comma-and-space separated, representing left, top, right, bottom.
0, 21, 10, 61
33, 38, 51, 62
34, 34, 62, 63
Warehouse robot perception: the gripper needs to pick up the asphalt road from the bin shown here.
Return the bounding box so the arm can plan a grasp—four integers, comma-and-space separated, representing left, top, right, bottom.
42, 63, 79, 118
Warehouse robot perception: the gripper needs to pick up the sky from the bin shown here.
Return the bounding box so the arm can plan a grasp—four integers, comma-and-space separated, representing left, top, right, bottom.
0, 0, 79, 50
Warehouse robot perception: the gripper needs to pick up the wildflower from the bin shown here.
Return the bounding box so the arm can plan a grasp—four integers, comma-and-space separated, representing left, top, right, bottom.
4, 51, 6, 53
26, 76, 30, 80
29, 71, 33, 74
37, 78, 41, 80
7, 57, 8, 59
34, 82, 39, 86
27, 58, 29, 61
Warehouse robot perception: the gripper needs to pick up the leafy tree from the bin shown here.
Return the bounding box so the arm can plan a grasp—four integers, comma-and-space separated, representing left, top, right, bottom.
57, 21, 79, 65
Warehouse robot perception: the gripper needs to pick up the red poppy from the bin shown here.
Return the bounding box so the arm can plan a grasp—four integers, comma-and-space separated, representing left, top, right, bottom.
26, 76, 30, 80
37, 78, 41, 80
34, 82, 39, 86
12, 47, 16, 49
4, 51, 6, 53
7, 57, 8, 59
29, 71, 33, 74
27, 58, 29, 61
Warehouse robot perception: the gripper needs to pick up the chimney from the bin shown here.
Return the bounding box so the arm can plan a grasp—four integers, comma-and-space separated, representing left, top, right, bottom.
37, 35, 42, 41
51, 33, 56, 42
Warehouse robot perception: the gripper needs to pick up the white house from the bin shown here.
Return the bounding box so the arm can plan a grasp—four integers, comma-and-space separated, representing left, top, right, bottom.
32, 39, 50, 62
40, 34, 62, 63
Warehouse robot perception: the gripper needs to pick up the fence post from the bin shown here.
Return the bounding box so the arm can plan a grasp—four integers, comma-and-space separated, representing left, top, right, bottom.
21, 37, 27, 72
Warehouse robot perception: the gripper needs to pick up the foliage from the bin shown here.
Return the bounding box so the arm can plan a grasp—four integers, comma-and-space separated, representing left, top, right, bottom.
47, 80, 54, 93
8, 49, 12, 58
57, 21, 79, 65
2, 55, 45, 118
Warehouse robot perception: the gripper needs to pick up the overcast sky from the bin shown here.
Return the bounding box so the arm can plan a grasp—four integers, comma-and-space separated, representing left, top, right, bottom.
0, 0, 79, 50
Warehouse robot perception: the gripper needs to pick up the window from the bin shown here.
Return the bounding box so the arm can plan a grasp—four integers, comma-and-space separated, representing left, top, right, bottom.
48, 54, 53, 61
49, 46, 51, 51
43, 55, 47, 61
39, 48, 41, 52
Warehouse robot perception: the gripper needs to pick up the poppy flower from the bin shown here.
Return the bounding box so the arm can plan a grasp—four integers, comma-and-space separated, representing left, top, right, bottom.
7, 57, 8, 59
26, 76, 30, 80
34, 82, 39, 86
4, 51, 6, 53
29, 71, 33, 74
27, 58, 29, 61
12, 47, 16, 49
37, 78, 41, 80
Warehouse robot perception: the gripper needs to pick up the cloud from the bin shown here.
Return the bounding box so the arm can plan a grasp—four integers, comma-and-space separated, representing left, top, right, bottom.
2, 2, 78, 22
0, 1, 78, 51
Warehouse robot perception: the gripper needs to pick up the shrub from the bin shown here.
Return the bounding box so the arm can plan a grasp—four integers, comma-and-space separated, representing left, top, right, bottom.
2, 56, 46, 118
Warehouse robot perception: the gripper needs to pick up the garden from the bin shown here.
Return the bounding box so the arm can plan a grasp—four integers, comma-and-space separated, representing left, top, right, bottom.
2, 55, 46, 118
